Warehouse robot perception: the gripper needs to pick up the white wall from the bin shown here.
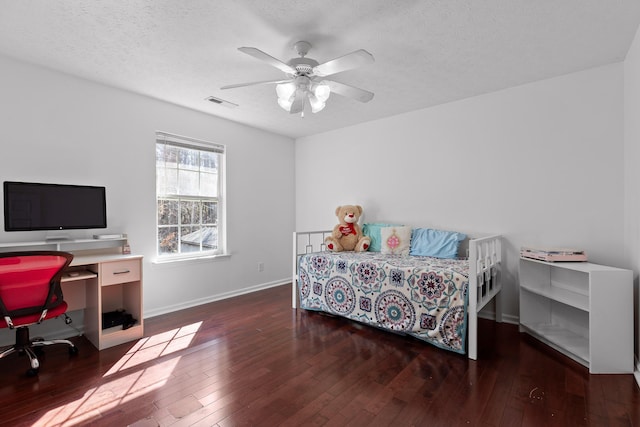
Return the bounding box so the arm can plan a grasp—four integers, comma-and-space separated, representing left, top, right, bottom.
296, 63, 625, 321
624, 25, 640, 373
0, 50, 631, 353
0, 55, 294, 343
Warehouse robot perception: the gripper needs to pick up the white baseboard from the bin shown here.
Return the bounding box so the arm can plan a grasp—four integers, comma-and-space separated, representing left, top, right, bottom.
635, 358, 640, 389
144, 278, 290, 319
0, 280, 290, 347
40, 325, 85, 341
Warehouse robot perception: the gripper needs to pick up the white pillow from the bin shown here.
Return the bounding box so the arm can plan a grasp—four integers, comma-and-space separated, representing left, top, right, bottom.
380, 226, 412, 256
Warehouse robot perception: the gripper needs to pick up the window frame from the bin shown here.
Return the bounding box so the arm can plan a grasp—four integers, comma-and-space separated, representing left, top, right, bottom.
155, 131, 226, 261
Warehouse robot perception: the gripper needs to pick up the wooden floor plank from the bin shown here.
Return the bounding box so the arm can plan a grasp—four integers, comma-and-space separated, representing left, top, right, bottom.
0, 284, 638, 426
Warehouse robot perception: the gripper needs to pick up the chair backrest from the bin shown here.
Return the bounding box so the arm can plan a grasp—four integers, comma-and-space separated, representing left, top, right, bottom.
0, 251, 73, 318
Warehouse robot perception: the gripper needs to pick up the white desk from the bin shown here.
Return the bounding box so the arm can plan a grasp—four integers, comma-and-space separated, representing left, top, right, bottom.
62, 254, 144, 350
0, 237, 144, 350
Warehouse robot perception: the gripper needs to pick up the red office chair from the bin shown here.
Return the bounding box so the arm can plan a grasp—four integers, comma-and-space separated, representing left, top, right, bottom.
0, 251, 78, 376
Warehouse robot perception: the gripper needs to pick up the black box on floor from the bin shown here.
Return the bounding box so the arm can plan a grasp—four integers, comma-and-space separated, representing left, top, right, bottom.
102, 309, 136, 330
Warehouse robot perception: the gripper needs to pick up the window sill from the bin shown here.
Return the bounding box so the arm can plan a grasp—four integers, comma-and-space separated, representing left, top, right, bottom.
152, 252, 231, 265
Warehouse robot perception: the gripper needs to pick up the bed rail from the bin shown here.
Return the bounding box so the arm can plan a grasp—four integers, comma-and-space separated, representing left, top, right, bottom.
292, 230, 332, 308
467, 234, 503, 359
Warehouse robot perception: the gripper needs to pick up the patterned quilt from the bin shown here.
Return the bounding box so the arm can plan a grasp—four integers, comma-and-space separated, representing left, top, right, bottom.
298, 251, 470, 354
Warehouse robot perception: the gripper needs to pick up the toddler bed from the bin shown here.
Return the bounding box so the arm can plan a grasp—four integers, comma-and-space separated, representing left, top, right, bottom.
292, 230, 502, 360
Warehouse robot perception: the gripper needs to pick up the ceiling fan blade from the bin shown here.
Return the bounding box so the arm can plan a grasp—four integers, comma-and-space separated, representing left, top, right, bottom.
238, 47, 297, 75
289, 90, 305, 114
312, 49, 374, 77
325, 80, 374, 103
221, 79, 291, 90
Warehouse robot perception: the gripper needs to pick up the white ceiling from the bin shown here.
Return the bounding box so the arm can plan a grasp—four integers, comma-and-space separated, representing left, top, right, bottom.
1, 0, 639, 139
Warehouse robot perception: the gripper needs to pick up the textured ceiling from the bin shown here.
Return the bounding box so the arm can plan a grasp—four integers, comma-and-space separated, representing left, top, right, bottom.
1, 0, 639, 139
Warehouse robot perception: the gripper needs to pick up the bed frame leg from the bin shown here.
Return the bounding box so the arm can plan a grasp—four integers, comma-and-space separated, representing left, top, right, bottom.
468, 313, 478, 360
292, 232, 298, 309
495, 289, 503, 323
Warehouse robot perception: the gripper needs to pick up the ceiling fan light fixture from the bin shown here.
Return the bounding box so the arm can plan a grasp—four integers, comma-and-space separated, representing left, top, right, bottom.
278, 98, 293, 112
277, 97, 293, 112
276, 82, 297, 111
313, 82, 331, 103
276, 82, 296, 100
276, 80, 331, 114
308, 93, 326, 113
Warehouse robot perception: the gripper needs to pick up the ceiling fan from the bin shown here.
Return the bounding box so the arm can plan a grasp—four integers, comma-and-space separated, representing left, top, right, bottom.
221, 41, 374, 115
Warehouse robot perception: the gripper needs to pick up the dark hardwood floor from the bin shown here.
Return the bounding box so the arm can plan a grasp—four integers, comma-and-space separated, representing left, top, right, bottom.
0, 284, 638, 426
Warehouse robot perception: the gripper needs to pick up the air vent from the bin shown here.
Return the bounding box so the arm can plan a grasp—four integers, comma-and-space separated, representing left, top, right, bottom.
205, 96, 238, 108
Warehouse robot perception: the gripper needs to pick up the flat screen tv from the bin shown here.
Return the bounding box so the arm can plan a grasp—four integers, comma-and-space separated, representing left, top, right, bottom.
3, 181, 107, 231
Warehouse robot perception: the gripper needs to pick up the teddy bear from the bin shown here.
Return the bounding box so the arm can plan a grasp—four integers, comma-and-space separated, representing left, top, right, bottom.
325, 205, 371, 252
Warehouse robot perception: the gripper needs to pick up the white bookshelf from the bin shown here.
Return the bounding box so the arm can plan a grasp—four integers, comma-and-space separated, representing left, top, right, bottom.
519, 257, 633, 374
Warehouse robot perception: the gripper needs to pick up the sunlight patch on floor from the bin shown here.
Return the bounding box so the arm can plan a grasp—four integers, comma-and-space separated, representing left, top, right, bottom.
105, 321, 202, 375
33, 322, 202, 427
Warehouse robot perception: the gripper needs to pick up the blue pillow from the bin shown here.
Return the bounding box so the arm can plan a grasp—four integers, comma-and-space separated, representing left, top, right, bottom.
409, 228, 466, 258
362, 223, 400, 252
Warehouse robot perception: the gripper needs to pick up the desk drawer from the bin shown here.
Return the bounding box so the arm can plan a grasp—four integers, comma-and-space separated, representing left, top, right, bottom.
101, 259, 141, 286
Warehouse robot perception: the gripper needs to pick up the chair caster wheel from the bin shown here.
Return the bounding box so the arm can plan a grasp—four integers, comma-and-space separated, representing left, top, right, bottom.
69, 346, 78, 356
26, 368, 39, 377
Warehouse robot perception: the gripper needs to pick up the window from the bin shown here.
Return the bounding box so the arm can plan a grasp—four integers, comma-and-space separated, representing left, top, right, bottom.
155, 132, 225, 259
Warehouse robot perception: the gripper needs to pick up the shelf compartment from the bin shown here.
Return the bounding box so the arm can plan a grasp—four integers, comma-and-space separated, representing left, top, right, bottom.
520, 322, 589, 367
99, 324, 144, 349
61, 269, 98, 282
102, 322, 141, 335
520, 283, 588, 312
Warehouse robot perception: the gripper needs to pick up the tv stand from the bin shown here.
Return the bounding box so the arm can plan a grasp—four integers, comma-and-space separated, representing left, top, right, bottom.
45, 236, 71, 242
0, 236, 127, 252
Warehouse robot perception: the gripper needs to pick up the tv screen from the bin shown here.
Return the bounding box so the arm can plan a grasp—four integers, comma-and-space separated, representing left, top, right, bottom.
3, 181, 107, 231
